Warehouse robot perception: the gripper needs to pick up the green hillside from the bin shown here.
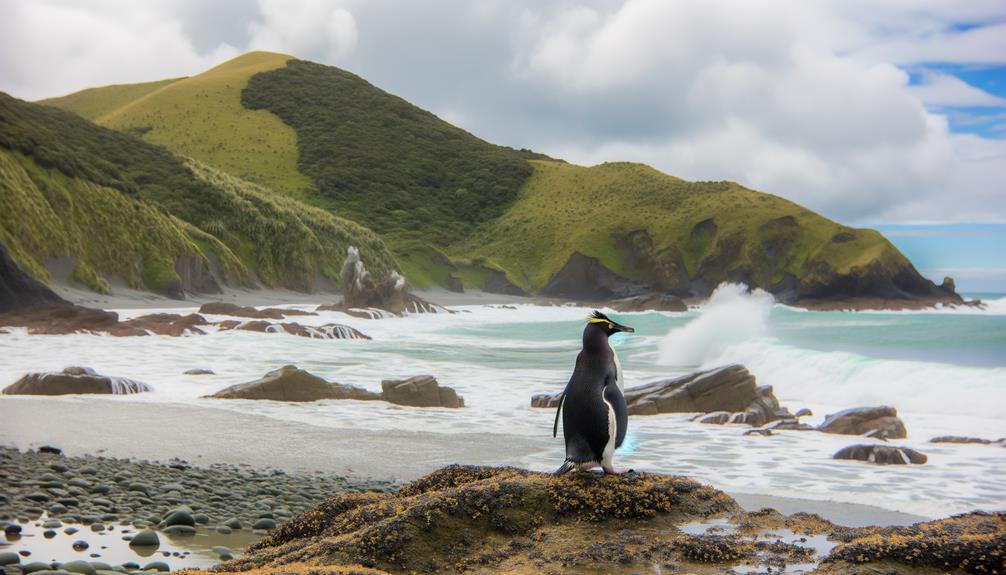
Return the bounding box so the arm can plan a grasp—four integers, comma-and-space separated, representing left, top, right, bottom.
33, 52, 949, 303
459, 161, 924, 300
39, 77, 184, 121
0, 91, 397, 295
46, 52, 313, 197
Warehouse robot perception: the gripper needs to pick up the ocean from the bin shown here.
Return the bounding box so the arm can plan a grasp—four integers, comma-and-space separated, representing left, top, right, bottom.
1, 284, 1003, 518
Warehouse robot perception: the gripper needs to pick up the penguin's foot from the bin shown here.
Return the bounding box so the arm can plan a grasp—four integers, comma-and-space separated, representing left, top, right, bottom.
602, 465, 633, 474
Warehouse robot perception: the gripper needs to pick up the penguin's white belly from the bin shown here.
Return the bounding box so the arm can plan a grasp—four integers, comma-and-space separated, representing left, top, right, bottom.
601, 395, 617, 468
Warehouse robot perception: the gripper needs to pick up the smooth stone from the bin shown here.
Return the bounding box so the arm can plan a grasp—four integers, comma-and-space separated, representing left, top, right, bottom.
214, 525, 232, 534
128, 530, 159, 547
89, 562, 112, 571
222, 518, 242, 530
25, 492, 50, 502
161, 525, 196, 536
162, 509, 194, 527
218, 553, 233, 561
192, 514, 209, 525
44, 530, 57, 538
23, 561, 53, 573
0, 551, 21, 565
252, 518, 276, 530
43, 519, 62, 528
61, 561, 97, 575
141, 561, 169, 572
72, 540, 90, 551
120, 563, 139, 571
64, 527, 79, 535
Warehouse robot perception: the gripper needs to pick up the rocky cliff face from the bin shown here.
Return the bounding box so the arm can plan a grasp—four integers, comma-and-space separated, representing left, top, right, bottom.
0, 240, 64, 313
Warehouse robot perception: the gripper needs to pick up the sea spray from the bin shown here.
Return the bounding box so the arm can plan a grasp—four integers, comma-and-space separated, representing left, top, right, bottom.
658, 283, 774, 367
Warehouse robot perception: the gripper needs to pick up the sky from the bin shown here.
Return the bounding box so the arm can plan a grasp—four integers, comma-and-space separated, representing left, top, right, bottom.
1, 0, 1004, 290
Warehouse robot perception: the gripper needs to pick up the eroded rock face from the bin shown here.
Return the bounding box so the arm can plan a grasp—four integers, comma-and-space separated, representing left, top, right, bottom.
532, 365, 788, 425
340, 246, 408, 314
833, 444, 927, 465
205, 365, 381, 402
3, 367, 151, 395
0, 240, 65, 313
380, 376, 464, 408
540, 252, 649, 300
817, 406, 907, 439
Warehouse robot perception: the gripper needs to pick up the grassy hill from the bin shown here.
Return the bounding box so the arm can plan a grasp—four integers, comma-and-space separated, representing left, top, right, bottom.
0, 91, 396, 295
39, 77, 183, 121
35, 52, 951, 303
44, 52, 313, 197
458, 161, 930, 301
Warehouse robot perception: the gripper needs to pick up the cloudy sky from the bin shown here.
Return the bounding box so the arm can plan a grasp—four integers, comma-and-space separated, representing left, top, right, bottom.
1, 0, 1004, 232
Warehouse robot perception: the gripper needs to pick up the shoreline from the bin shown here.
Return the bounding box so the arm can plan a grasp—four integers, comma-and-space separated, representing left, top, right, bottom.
0, 398, 929, 528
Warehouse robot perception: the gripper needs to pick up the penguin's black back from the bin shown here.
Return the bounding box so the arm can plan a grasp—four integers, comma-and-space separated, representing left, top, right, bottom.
560, 328, 618, 463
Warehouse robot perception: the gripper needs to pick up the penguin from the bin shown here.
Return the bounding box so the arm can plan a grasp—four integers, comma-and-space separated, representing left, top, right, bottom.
552, 310, 634, 475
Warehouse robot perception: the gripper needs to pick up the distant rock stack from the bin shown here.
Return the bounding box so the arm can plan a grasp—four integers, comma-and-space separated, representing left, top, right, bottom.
340, 246, 408, 314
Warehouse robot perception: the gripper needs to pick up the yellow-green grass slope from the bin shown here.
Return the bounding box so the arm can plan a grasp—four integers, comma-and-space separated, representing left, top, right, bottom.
459, 161, 926, 300
44, 51, 313, 197
0, 91, 397, 295
39, 77, 183, 121
0, 148, 242, 294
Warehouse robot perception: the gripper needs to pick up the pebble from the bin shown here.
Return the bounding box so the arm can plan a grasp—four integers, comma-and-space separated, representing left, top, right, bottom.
142, 561, 169, 572
0, 551, 21, 565
72, 540, 89, 551
60, 561, 96, 575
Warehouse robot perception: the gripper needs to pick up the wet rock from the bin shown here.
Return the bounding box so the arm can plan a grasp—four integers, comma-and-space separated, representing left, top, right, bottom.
695, 411, 731, 425
380, 375, 464, 408
833, 444, 927, 464
39, 445, 63, 455
929, 435, 1004, 445
205, 365, 382, 402
817, 406, 907, 439
60, 561, 96, 575
161, 525, 196, 535
72, 540, 89, 551
198, 302, 284, 320
162, 508, 195, 527
251, 518, 276, 530
533, 365, 786, 425
0, 303, 118, 335
107, 314, 207, 337
183, 369, 214, 376
0, 552, 20, 566
215, 319, 370, 340
22, 562, 51, 573
794, 407, 812, 418
140, 562, 169, 573
2, 367, 151, 396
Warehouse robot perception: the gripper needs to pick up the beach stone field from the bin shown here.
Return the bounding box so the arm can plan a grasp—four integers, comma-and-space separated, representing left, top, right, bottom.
0, 446, 394, 574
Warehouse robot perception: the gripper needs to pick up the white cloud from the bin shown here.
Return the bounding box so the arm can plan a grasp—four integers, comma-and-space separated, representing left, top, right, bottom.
909, 72, 1006, 108
248, 0, 358, 62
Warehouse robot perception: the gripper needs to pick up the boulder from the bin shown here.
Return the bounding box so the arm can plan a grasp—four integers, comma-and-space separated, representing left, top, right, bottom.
532, 365, 788, 425
929, 435, 1004, 445
3, 367, 151, 395
0, 303, 118, 335
215, 319, 370, 340
0, 240, 65, 313
340, 246, 409, 314
380, 376, 464, 408
607, 294, 688, 312
833, 444, 927, 465
108, 313, 208, 337
198, 303, 310, 320
817, 406, 907, 439
205, 365, 382, 402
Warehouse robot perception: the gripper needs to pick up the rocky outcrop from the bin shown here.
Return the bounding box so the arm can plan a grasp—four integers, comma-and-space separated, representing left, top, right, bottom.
531, 365, 789, 425
833, 444, 928, 465
0, 240, 65, 313
817, 406, 907, 439
318, 294, 452, 319
198, 303, 317, 320
483, 269, 527, 297
0, 302, 118, 335
930, 436, 1005, 445
108, 313, 208, 336
205, 365, 381, 402
340, 246, 408, 313
3, 367, 151, 395
540, 252, 649, 300
380, 376, 464, 408
206, 464, 1002, 575
216, 320, 370, 340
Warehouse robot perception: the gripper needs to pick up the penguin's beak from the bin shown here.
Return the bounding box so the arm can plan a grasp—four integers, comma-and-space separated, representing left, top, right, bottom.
617, 324, 635, 333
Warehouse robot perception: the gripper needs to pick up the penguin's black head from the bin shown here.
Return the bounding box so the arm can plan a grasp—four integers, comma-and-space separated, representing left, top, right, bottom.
586, 310, 635, 337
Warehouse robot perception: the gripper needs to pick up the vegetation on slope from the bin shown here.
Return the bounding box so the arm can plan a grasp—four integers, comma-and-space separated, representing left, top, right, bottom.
39, 77, 184, 121
241, 59, 548, 247
78, 52, 312, 196
460, 161, 922, 299
0, 91, 396, 294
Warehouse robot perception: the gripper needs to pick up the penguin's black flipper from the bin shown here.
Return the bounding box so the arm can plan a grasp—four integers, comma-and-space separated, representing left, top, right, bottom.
553, 459, 576, 476
552, 391, 565, 438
